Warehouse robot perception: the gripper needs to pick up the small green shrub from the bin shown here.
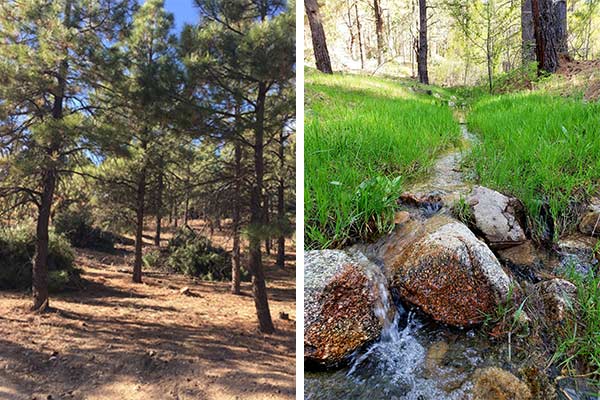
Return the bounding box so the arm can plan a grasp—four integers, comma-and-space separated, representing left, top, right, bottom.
54, 204, 116, 251
142, 249, 162, 269
166, 227, 239, 281
0, 225, 79, 292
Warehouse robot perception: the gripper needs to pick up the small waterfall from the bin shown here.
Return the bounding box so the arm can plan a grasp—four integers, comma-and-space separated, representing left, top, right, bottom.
344, 250, 471, 399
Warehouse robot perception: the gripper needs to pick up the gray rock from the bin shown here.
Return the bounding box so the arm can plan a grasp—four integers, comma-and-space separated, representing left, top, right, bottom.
530, 278, 577, 324
579, 198, 600, 236
467, 186, 526, 248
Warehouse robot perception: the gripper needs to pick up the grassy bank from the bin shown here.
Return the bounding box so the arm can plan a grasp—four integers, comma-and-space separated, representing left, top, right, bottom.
305, 71, 460, 249
467, 93, 600, 240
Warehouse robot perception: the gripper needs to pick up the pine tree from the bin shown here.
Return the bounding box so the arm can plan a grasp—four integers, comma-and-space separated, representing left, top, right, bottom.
0, 0, 133, 311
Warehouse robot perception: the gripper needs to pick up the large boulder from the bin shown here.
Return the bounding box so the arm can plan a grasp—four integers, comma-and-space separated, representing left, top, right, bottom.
383, 215, 512, 326
304, 249, 388, 367
579, 198, 600, 236
467, 186, 527, 249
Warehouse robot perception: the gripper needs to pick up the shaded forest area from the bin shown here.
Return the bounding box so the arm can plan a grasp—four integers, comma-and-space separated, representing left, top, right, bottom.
1, 0, 295, 398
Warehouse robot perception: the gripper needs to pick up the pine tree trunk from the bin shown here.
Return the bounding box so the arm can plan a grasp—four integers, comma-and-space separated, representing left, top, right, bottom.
522, 0, 536, 62
532, 0, 561, 73
374, 0, 385, 65
32, 169, 56, 312
264, 195, 271, 255
276, 131, 286, 269
417, 0, 429, 84
154, 159, 164, 247
305, 0, 333, 74
249, 82, 274, 334
231, 142, 242, 295
133, 162, 146, 284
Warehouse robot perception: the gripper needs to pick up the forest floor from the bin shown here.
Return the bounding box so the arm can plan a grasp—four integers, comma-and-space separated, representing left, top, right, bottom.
0, 221, 296, 400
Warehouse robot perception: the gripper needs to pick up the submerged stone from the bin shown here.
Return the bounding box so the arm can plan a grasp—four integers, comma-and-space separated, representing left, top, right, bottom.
304, 249, 388, 367
383, 215, 513, 326
472, 367, 532, 400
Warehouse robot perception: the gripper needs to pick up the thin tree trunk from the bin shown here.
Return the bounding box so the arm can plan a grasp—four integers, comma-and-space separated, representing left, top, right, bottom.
133, 160, 146, 284
32, 169, 56, 311
355, 3, 364, 69
305, 0, 333, 73
417, 0, 429, 84
264, 195, 271, 255
155, 158, 164, 247
374, 0, 385, 65
486, 4, 494, 93
231, 142, 242, 295
249, 82, 274, 334
276, 130, 286, 269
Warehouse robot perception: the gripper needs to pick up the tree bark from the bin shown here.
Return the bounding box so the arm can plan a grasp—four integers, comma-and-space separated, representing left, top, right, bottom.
417, 0, 429, 84
522, 0, 536, 63
276, 130, 286, 269
231, 142, 242, 295
374, 0, 385, 65
553, 0, 567, 54
305, 0, 333, 74
154, 157, 164, 247
532, 0, 561, 73
249, 82, 274, 334
264, 195, 271, 255
133, 157, 146, 284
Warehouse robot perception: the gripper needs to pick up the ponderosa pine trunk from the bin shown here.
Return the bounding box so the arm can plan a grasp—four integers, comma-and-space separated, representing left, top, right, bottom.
154, 157, 164, 247
231, 142, 242, 295
374, 0, 385, 65
264, 195, 271, 255
276, 130, 286, 269
133, 154, 147, 284
417, 0, 429, 84
531, 0, 562, 73
249, 82, 275, 334
305, 0, 333, 74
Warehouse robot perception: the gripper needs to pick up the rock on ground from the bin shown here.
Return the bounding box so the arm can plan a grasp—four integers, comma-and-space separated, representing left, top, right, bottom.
472, 367, 532, 400
579, 198, 600, 236
530, 278, 577, 325
467, 186, 526, 249
384, 215, 512, 326
304, 249, 388, 367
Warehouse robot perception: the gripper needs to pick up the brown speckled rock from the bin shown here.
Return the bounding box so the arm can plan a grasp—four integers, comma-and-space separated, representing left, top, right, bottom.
385, 215, 512, 326
467, 186, 527, 249
304, 250, 387, 367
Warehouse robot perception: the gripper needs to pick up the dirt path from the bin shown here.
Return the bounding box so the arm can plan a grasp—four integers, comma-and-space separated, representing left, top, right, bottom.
0, 228, 296, 400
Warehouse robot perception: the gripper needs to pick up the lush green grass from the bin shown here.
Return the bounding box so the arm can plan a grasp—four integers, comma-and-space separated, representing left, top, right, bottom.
305, 71, 461, 249
553, 266, 600, 378
467, 93, 600, 240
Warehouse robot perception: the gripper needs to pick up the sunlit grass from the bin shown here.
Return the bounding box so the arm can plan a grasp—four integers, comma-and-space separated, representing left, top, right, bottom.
305, 70, 461, 249
467, 93, 600, 240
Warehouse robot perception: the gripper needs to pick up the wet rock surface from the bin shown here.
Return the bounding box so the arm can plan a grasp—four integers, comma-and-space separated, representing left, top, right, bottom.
383, 215, 512, 326
467, 186, 527, 249
556, 234, 598, 275
304, 250, 386, 367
